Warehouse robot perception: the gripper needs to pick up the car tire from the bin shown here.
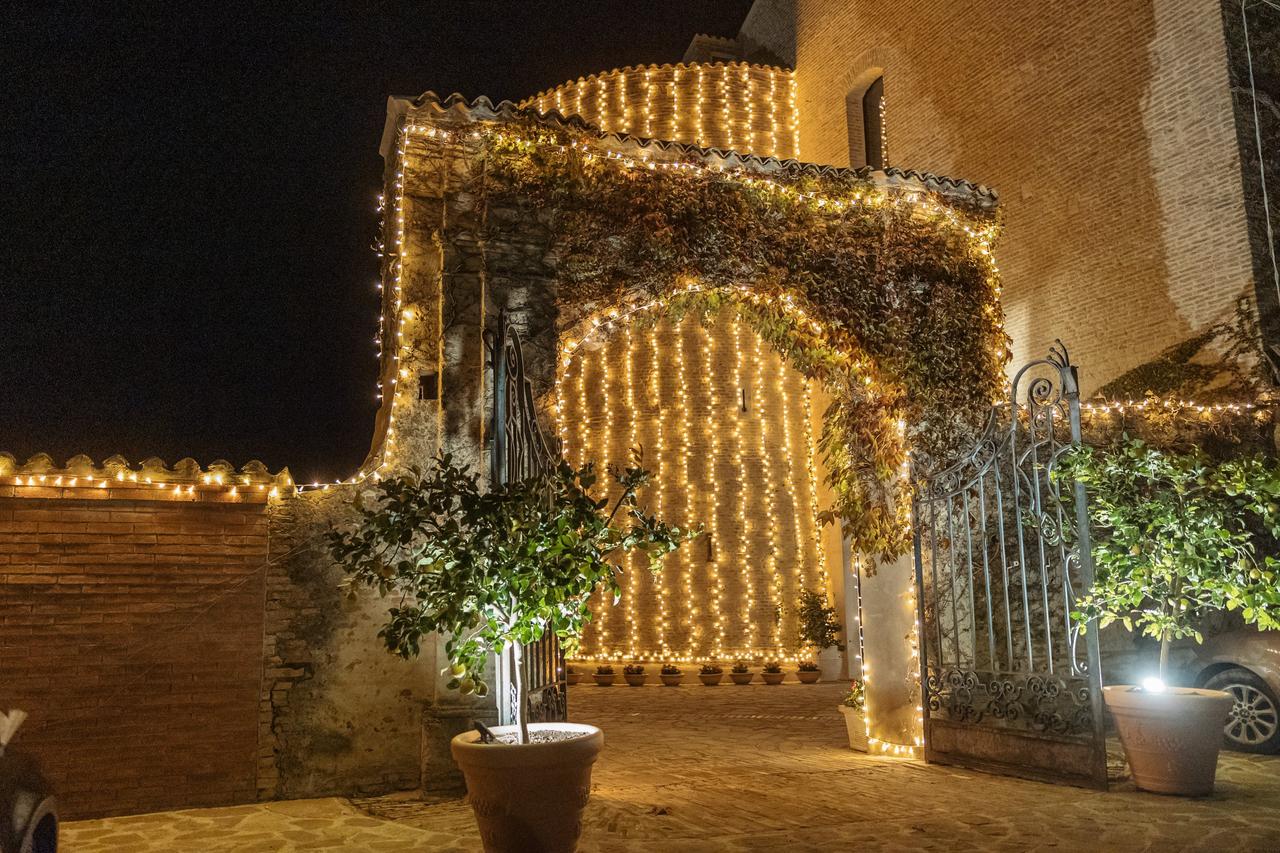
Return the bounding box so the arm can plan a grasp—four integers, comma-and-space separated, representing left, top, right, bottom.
1204, 667, 1280, 754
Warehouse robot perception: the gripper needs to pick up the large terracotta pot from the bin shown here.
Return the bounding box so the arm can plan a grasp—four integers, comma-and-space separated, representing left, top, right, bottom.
796, 670, 821, 684
838, 705, 867, 752
761, 672, 785, 685
592, 673, 615, 687
698, 672, 723, 686
452, 722, 603, 853
1103, 685, 1233, 796
659, 674, 683, 687
730, 672, 754, 685
623, 673, 647, 687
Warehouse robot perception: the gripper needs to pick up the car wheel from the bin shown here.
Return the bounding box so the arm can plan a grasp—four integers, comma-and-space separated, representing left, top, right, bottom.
1204, 668, 1280, 754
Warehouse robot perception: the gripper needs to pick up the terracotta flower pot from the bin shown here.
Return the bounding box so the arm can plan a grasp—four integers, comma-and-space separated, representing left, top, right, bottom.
761, 672, 785, 685
593, 673, 615, 686
730, 672, 754, 685
565, 671, 582, 686
1103, 685, 1234, 796
797, 670, 821, 684
623, 673, 647, 687
452, 722, 603, 853
660, 674, 683, 687
698, 672, 724, 686
838, 705, 868, 752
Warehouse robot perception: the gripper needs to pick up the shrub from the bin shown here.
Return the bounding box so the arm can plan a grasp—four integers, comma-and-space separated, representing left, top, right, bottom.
661, 664, 681, 676
797, 589, 841, 651
731, 660, 750, 674
595, 664, 615, 675
762, 661, 783, 674
842, 680, 866, 711
623, 664, 645, 675
1057, 437, 1280, 680
797, 660, 819, 672
700, 663, 723, 675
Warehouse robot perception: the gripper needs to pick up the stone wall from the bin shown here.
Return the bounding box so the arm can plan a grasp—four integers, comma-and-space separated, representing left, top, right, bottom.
0, 479, 269, 819
256, 490, 431, 803
742, 0, 1259, 393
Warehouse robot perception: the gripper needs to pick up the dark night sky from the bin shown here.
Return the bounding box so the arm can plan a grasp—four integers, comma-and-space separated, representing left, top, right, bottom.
1, 2, 753, 484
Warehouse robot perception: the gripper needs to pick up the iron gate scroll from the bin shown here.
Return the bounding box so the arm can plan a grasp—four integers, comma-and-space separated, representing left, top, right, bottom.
486, 311, 568, 725
911, 343, 1107, 788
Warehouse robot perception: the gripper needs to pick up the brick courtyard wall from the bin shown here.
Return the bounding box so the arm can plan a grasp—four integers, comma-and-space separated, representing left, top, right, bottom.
0, 485, 269, 819
757, 0, 1257, 392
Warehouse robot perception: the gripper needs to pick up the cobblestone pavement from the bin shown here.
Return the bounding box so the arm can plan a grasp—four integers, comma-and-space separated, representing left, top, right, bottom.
64, 681, 1280, 851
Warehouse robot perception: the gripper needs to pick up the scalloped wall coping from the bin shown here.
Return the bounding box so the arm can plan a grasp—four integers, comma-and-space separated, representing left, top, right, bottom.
385, 91, 998, 211
0, 451, 291, 499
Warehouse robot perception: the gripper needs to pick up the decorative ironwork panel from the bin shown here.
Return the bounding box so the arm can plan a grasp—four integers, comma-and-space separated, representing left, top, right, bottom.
912, 342, 1106, 788
486, 311, 567, 725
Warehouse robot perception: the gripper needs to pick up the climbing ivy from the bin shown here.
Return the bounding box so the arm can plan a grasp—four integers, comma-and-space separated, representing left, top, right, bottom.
481, 125, 1010, 564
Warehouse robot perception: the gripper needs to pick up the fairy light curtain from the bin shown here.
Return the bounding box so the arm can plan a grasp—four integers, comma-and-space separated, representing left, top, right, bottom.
557, 311, 827, 662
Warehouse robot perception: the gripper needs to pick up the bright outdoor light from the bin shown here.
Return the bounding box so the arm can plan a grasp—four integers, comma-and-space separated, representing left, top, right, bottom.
1141, 676, 1167, 693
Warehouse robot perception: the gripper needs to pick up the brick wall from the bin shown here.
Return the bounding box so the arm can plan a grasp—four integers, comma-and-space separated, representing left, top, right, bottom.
522, 62, 799, 161
0, 486, 269, 819
781, 0, 1255, 391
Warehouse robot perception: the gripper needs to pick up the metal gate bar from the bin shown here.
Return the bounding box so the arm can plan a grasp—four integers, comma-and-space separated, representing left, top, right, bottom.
912, 342, 1106, 788
487, 311, 568, 725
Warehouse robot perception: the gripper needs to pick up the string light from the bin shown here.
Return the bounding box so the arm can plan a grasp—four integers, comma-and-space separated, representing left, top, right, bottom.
694, 64, 705, 147
777, 338, 806, 648
642, 67, 653, 138
674, 316, 696, 657
701, 316, 727, 659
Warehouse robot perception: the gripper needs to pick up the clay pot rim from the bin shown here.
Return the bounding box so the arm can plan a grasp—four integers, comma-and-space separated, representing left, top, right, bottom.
451, 722, 603, 767
1103, 684, 1233, 710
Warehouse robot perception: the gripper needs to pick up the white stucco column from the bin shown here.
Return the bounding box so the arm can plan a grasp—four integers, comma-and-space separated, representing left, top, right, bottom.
858, 546, 923, 754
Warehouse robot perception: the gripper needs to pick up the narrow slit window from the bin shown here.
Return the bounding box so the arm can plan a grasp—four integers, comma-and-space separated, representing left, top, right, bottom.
862, 76, 886, 169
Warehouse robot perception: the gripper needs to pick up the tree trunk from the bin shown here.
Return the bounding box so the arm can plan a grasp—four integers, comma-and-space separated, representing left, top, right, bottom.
1157, 575, 1183, 682
1158, 629, 1171, 682
511, 641, 530, 745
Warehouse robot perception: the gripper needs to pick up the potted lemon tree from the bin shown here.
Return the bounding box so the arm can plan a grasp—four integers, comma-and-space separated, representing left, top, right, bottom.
797, 589, 842, 681
328, 452, 692, 852
1060, 438, 1280, 795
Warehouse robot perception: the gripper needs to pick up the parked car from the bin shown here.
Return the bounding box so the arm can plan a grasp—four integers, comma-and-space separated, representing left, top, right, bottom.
1187, 629, 1280, 754
0, 710, 57, 853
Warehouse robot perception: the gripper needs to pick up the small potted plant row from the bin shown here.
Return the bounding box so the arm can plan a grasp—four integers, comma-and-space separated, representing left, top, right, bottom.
567, 660, 829, 687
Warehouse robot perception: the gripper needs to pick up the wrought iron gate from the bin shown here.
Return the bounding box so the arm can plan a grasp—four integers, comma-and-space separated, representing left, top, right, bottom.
912, 343, 1107, 788
485, 311, 568, 725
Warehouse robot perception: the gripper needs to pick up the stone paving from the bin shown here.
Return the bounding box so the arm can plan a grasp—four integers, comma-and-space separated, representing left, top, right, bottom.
64, 680, 1280, 851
